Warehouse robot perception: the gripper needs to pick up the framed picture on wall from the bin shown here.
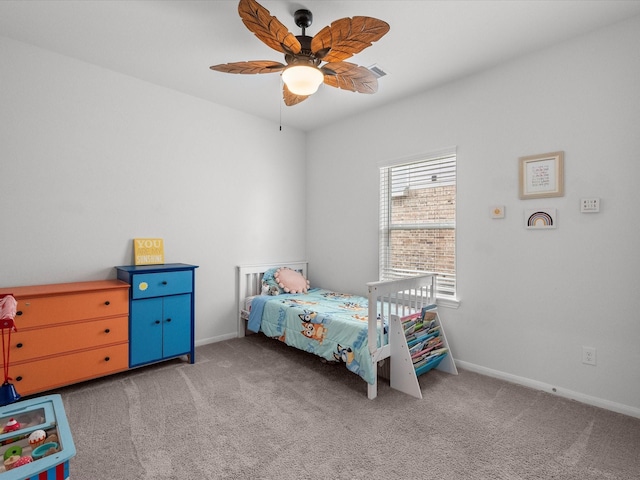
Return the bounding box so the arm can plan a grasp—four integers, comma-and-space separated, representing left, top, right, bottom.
525, 208, 557, 229
519, 151, 564, 199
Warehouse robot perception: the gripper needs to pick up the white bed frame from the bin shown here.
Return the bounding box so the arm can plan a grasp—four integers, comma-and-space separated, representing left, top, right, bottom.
237, 261, 457, 399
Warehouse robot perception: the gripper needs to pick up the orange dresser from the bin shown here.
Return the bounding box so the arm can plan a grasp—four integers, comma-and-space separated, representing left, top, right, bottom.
0, 280, 130, 396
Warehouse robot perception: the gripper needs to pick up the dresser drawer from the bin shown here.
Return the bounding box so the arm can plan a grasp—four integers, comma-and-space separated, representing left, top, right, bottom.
131, 270, 193, 299
11, 343, 129, 396
3, 316, 128, 364
15, 289, 129, 328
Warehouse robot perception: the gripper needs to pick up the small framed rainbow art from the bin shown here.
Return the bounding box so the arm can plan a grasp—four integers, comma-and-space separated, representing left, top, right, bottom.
525, 208, 557, 229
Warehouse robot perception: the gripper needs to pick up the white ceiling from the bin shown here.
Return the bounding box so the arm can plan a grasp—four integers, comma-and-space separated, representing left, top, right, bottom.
2, 1, 640, 132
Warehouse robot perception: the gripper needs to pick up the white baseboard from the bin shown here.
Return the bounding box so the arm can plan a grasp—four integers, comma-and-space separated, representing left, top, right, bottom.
455, 360, 640, 419
195, 332, 238, 347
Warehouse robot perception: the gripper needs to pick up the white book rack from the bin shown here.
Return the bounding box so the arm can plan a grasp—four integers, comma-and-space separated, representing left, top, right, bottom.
388, 306, 458, 399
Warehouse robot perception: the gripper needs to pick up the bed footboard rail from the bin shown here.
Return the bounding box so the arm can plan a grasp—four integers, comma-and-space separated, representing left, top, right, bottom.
367, 274, 437, 356
366, 274, 436, 399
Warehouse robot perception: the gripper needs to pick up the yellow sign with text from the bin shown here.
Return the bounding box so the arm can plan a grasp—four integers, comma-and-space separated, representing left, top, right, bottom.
134, 238, 165, 265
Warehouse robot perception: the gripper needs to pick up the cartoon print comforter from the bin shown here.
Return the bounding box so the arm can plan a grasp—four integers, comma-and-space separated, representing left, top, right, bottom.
247, 288, 379, 384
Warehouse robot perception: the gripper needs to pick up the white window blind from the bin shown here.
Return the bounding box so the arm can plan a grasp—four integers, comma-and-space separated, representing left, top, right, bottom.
379, 150, 456, 298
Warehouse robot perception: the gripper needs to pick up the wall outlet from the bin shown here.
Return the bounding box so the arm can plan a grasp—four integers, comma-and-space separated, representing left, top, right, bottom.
582, 346, 597, 366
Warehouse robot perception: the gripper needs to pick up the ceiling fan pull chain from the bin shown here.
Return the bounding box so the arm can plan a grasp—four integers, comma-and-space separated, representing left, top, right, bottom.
279, 77, 283, 131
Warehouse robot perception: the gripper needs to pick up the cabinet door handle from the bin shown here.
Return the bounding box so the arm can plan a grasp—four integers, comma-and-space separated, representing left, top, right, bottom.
16, 343, 23, 349
155, 320, 161, 324
104, 328, 110, 334
104, 301, 110, 306
16, 376, 22, 382
16, 311, 22, 316
162, 281, 168, 285
104, 356, 110, 362
166, 318, 172, 323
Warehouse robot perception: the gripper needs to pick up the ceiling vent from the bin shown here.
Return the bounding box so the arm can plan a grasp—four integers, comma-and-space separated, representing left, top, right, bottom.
368, 64, 388, 78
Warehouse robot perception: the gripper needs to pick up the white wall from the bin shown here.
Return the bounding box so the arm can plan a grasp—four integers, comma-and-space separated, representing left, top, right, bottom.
306, 16, 640, 416
0, 36, 307, 344
2, 14, 639, 417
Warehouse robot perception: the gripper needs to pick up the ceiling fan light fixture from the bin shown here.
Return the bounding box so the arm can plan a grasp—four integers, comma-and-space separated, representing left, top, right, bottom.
282, 65, 324, 96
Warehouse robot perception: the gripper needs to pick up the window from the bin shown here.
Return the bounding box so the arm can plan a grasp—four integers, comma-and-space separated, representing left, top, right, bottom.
379, 149, 456, 299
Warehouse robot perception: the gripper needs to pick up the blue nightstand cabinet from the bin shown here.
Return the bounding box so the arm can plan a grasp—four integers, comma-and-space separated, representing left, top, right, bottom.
115, 263, 198, 368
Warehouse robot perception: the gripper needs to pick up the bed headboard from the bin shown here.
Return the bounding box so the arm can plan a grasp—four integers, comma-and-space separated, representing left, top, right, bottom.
237, 261, 308, 337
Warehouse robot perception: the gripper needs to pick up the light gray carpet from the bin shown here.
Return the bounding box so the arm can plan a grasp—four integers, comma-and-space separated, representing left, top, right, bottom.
53, 334, 640, 479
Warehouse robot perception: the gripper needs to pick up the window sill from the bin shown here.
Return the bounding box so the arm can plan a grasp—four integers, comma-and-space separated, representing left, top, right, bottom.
437, 297, 460, 309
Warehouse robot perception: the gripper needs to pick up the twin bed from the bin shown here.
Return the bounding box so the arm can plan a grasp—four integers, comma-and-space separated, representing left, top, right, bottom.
237, 261, 457, 399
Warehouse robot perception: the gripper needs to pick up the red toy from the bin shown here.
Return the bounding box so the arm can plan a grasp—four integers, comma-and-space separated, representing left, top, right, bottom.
0, 294, 20, 405
2, 418, 20, 433
11, 455, 34, 469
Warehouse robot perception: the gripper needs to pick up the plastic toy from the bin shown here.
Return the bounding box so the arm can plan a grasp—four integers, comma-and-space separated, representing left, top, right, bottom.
0, 294, 20, 406
28, 429, 47, 448
3, 454, 21, 471
32, 442, 59, 460
2, 444, 22, 461
2, 418, 20, 433
11, 455, 34, 468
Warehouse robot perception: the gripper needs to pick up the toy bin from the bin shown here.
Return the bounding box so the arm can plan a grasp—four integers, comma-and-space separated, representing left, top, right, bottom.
0, 395, 75, 480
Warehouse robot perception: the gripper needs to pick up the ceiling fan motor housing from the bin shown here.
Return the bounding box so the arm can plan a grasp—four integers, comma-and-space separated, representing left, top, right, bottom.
285, 9, 319, 67
285, 34, 320, 67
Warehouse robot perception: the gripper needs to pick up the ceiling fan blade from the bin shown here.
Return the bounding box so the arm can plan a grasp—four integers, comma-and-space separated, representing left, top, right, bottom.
210, 60, 285, 74
283, 84, 309, 106
238, 0, 301, 55
311, 16, 390, 62
322, 62, 379, 94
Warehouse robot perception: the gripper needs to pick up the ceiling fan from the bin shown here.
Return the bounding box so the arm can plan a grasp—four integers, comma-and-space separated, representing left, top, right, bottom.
210, 0, 390, 106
